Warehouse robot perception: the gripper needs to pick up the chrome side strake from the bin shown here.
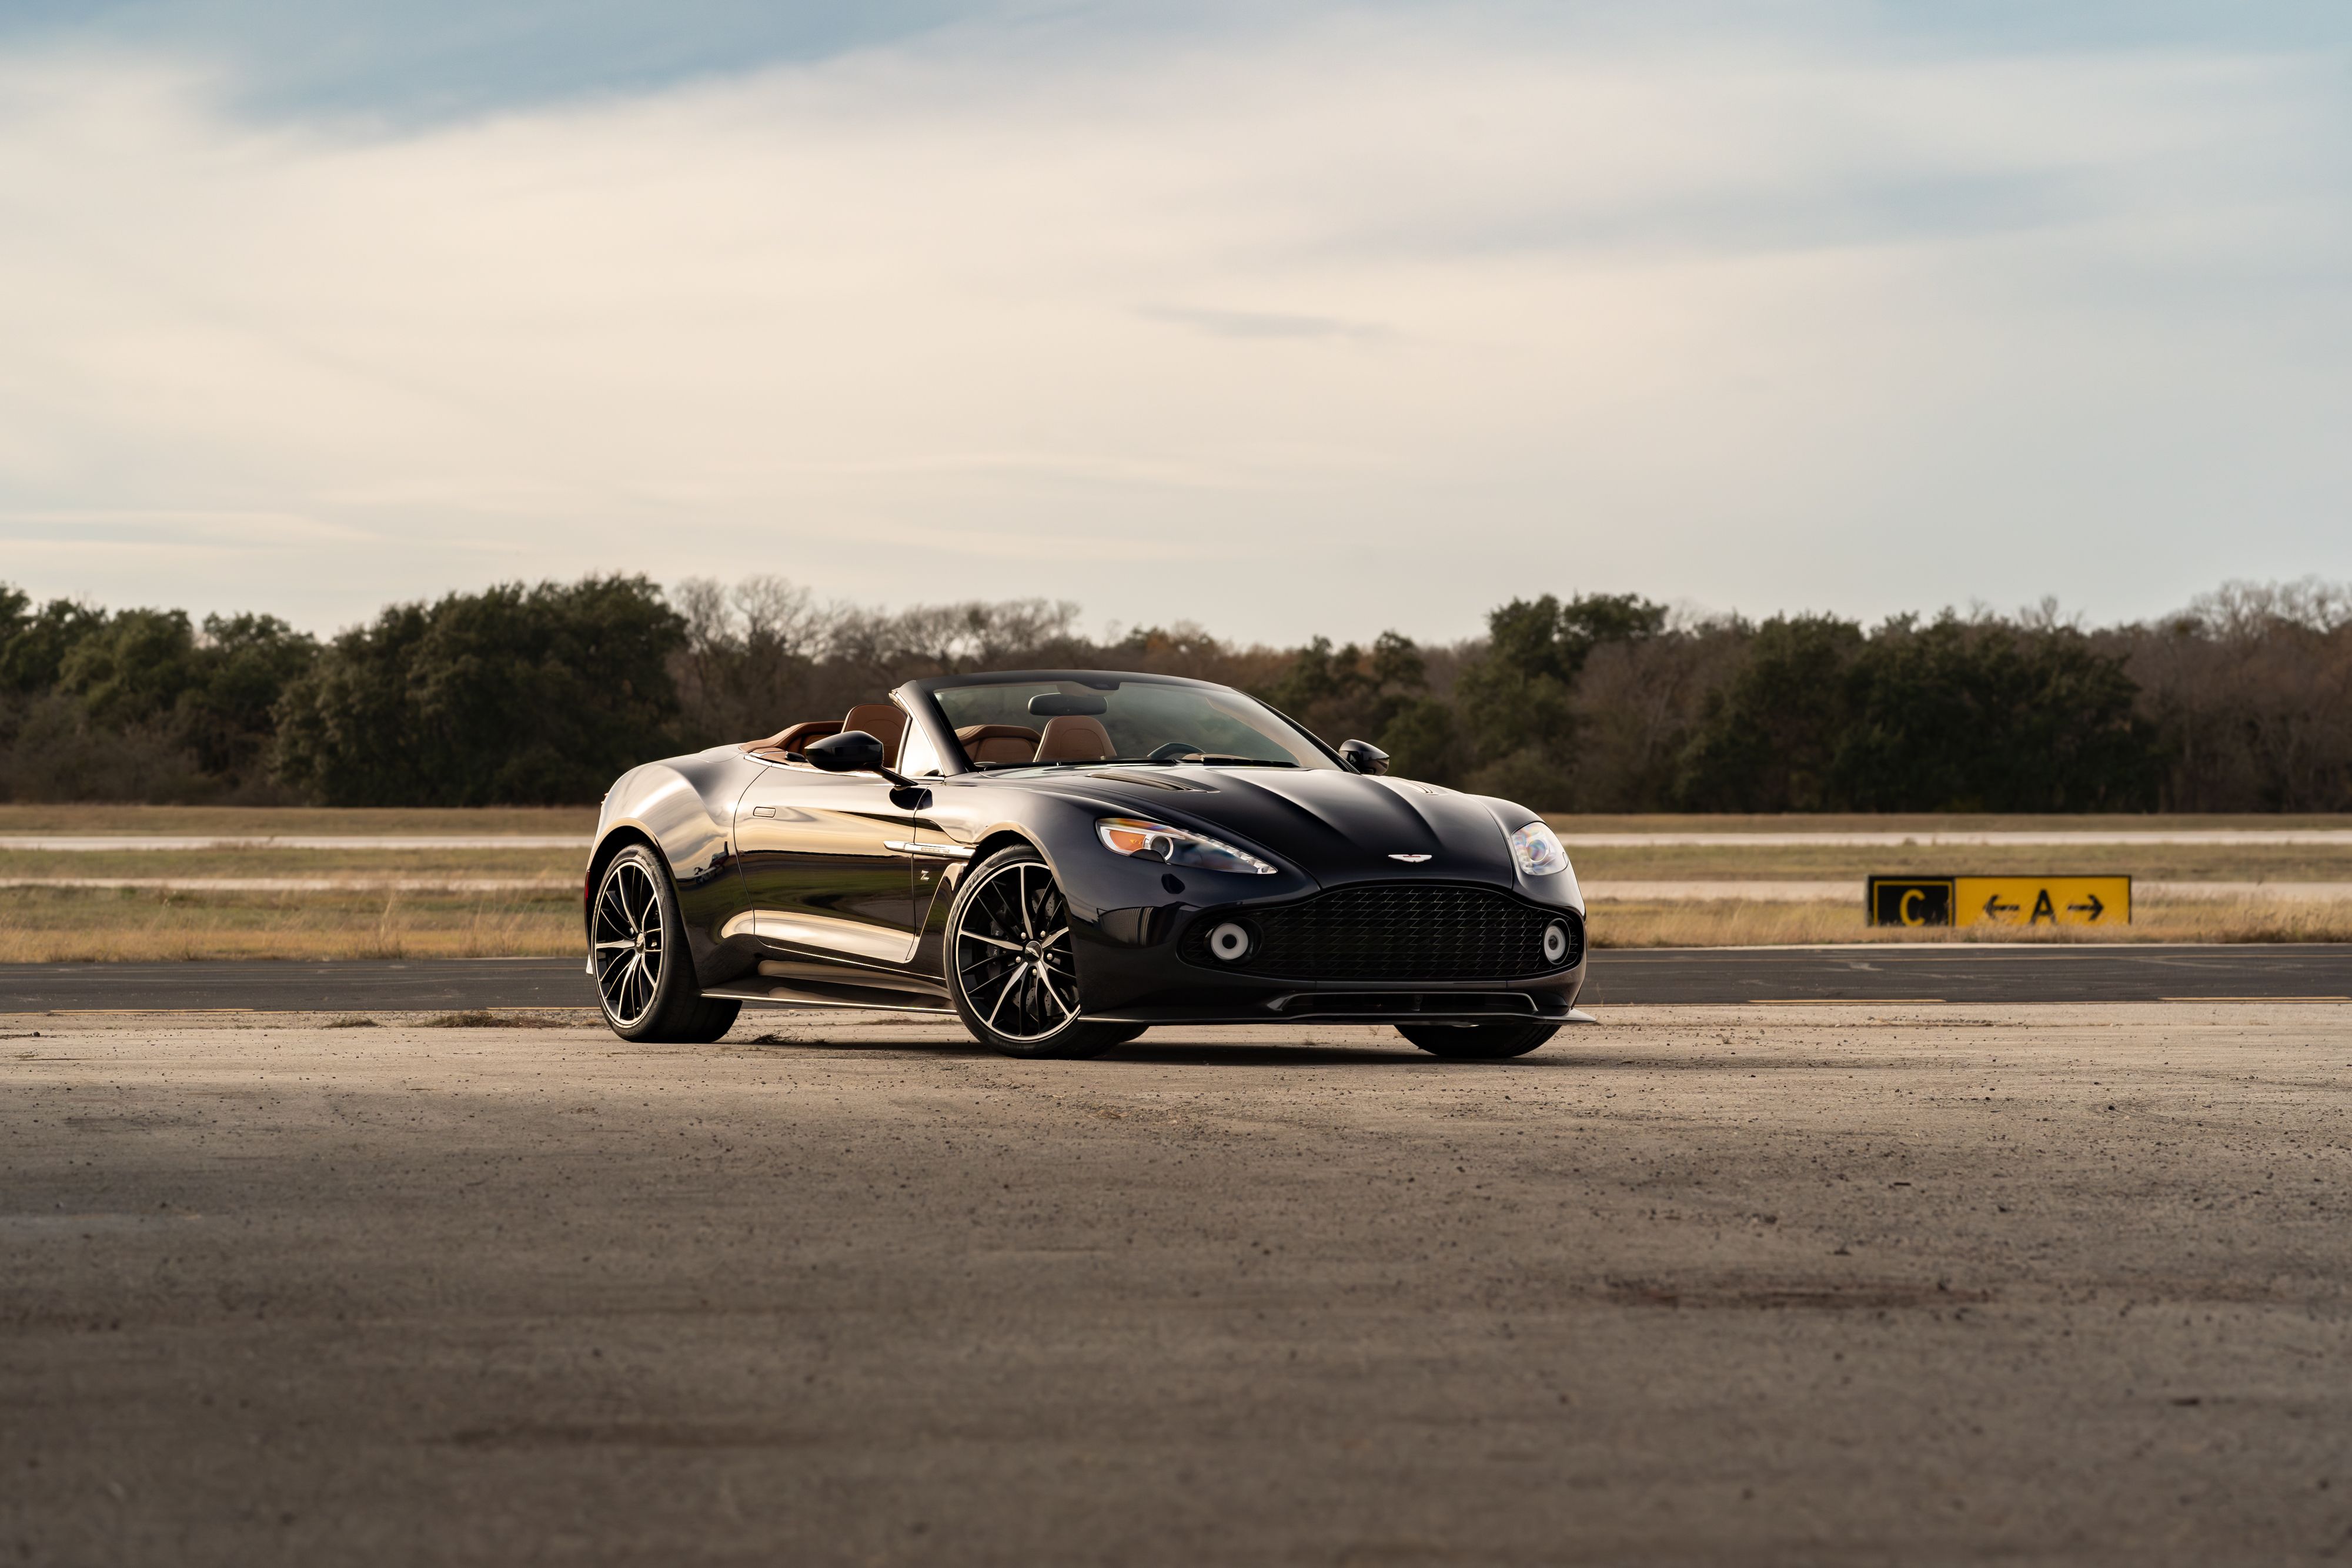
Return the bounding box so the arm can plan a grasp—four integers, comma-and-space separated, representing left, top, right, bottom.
885, 840, 975, 860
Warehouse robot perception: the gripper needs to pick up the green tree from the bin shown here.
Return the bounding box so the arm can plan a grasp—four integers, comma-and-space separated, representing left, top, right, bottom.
1456, 593, 1666, 804
1263, 631, 1442, 773
1674, 614, 1864, 811
56, 609, 203, 731
187, 614, 318, 782
0, 592, 106, 695
1833, 617, 2158, 810
275, 576, 685, 805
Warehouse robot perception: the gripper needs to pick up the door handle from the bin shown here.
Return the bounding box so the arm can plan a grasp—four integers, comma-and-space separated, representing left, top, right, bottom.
750, 804, 777, 817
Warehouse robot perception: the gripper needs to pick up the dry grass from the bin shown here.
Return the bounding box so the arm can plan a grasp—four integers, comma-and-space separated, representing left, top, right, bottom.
0, 847, 579, 878
5, 808, 2348, 959
0, 885, 579, 962
1544, 812, 2352, 834
1589, 896, 2352, 947
0, 804, 597, 836
1568, 842, 2352, 881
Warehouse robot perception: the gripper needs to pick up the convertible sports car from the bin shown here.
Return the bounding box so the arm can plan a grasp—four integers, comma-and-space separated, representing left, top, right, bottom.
584, 670, 1588, 1059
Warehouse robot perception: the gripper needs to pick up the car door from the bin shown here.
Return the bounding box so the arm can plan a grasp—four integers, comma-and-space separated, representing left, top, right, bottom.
734, 763, 920, 964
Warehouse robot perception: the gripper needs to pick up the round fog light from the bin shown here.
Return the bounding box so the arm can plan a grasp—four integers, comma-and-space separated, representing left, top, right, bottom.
1542, 921, 1571, 965
1207, 921, 1253, 962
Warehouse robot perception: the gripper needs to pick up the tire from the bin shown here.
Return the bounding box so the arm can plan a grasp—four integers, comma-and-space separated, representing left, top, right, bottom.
590, 844, 740, 1044
946, 847, 1134, 1059
1395, 1021, 1558, 1060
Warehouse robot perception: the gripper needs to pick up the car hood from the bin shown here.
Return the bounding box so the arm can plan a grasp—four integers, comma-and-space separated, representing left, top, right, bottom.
1033, 767, 1528, 889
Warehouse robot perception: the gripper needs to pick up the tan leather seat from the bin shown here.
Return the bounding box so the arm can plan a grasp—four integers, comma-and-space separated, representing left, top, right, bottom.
956, 724, 1040, 767
841, 704, 908, 768
1035, 715, 1114, 763
743, 719, 838, 763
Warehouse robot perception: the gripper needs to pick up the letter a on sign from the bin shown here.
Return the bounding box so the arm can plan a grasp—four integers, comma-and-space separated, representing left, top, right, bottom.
1951, 877, 2131, 927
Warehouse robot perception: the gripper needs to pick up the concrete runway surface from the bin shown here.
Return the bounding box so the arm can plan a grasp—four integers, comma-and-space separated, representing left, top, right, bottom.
5, 1005, 2350, 1565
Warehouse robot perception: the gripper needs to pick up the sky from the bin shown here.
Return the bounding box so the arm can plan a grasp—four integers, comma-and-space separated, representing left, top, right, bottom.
1, 1, 2347, 645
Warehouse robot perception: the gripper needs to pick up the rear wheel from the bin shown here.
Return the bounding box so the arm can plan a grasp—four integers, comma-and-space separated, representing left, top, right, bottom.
591, 844, 739, 1044
1396, 1021, 1557, 1060
947, 848, 1135, 1059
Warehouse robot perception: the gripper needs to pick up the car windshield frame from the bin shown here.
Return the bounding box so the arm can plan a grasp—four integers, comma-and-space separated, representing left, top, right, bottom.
901, 671, 1344, 775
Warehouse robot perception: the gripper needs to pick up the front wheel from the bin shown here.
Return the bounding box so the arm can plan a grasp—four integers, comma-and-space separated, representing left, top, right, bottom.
1396, 1021, 1558, 1060
590, 844, 739, 1043
947, 847, 1135, 1059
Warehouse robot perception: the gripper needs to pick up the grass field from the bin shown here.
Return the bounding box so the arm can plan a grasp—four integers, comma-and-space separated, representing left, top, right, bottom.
0, 804, 599, 835
0, 847, 579, 878
0, 885, 579, 962
1, 807, 2347, 961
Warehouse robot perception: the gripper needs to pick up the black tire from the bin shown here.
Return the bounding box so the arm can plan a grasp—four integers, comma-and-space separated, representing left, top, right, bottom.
590, 844, 740, 1044
1395, 1021, 1558, 1060
946, 847, 1134, 1059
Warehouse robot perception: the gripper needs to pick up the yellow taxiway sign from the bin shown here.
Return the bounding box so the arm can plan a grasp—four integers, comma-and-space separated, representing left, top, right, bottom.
1868, 875, 2131, 928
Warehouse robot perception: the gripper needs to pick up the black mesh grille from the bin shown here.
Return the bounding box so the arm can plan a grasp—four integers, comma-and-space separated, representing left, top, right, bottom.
1181, 884, 1582, 981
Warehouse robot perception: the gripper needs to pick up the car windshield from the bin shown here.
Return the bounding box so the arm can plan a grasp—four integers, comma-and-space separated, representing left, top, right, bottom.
929, 678, 1338, 771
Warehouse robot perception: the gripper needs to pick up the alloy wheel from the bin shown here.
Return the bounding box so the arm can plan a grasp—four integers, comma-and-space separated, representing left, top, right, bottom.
592, 855, 665, 1028
954, 860, 1080, 1042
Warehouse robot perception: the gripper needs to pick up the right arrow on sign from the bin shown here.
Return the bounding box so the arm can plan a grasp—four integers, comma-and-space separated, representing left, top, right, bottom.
2068, 893, 2106, 920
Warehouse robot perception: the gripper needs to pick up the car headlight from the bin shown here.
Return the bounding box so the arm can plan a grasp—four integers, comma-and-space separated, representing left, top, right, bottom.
1097, 817, 1275, 875
1508, 820, 1569, 876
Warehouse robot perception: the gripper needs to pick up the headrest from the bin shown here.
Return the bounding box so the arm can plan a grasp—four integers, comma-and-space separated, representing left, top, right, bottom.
1035, 715, 1114, 763
841, 704, 907, 768
954, 724, 1042, 768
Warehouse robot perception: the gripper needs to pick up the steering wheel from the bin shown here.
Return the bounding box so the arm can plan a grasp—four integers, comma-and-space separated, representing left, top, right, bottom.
1147, 741, 1207, 761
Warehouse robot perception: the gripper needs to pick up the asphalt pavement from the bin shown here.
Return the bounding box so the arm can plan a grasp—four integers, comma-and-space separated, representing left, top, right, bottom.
2, 943, 2346, 1012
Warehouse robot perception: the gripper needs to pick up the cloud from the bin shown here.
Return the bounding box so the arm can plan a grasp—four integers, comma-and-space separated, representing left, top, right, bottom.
1140, 305, 1392, 342
0, 9, 2347, 640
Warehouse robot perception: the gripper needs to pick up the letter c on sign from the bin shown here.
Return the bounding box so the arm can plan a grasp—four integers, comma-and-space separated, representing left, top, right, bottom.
1900, 888, 1925, 927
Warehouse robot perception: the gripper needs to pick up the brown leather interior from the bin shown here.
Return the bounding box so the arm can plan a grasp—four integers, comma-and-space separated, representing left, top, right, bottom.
743, 718, 838, 763
956, 724, 1040, 768
841, 704, 908, 768
1035, 715, 1114, 763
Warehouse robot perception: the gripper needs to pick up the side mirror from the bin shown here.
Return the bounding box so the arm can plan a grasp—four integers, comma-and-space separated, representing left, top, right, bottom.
1338, 738, 1389, 775
806, 731, 885, 773
805, 730, 920, 794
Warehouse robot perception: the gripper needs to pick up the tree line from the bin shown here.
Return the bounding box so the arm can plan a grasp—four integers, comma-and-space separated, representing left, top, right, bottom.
2, 574, 2347, 811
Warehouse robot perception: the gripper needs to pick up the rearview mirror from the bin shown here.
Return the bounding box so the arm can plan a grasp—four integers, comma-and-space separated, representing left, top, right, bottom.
1028, 691, 1109, 717
1338, 738, 1389, 775
806, 731, 885, 773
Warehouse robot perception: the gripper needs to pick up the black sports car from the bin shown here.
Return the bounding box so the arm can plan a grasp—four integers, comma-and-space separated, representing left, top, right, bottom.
584, 670, 1587, 1059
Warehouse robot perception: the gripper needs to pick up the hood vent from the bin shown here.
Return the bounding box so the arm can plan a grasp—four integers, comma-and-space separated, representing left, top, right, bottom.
1087, 770, 1209, 791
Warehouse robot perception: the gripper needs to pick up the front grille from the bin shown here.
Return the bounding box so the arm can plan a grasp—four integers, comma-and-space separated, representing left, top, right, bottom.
1181, 884, 1582, 981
